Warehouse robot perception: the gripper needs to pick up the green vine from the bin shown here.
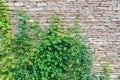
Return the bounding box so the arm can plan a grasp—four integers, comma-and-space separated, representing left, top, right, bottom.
116, 75, 120, 80
0, 0, 14, 79
31, 14, 93, 80
100, 62, 112, 80
11, 10, 94, 80
0, 5, 113, 79
12, 10, 45, 80
12, 10, 34, 80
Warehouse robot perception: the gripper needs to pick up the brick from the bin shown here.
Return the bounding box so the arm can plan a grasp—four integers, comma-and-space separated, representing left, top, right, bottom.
30, 0, 43, 1
15, 2, 23, 6
37, 2, 47, 6
66, 0, 76, 2
29, 7, 44, 11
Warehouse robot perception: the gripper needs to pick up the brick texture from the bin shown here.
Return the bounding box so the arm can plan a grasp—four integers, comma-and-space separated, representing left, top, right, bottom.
6, 0, 120, 79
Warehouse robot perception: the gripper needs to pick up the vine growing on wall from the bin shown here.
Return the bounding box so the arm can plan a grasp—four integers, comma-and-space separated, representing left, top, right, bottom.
0, 2, 113, 79
12, 10, 94, 79
12, 10, 45, 80
0, 0, 14, 79
12, 10, 34, 80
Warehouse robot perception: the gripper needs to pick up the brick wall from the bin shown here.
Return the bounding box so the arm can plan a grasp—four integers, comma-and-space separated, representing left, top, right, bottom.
6, 0, 120, 79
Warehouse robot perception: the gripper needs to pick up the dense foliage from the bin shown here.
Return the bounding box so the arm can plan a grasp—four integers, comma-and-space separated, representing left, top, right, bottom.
12, 10, 93, 80
0, 0, 14, 79
12, 10, 34, 80
32, 14, 93, 80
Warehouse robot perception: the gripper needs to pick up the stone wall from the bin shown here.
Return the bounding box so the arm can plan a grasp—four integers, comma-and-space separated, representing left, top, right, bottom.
6, 0, 120, 79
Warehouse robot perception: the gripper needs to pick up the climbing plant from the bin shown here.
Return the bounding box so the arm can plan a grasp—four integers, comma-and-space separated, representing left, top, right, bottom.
12, 10, 34, 80
30, 14, 93, 80
0, 0, 14, 79
14, 10, 113, 80
0, 2, 112, 79
100, 62, 112, 80
11, 10, 94, 80
12, 10, 45, 80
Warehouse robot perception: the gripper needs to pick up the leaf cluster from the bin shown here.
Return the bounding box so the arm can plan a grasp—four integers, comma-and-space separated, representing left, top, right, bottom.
0, 0, 14, 79
11, 11, 94, 80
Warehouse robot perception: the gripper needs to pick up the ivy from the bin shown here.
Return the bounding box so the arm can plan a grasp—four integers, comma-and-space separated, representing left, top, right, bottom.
10, 10, 94, 80
12, 10, 45, 80
12, 10, 34, 80
0, 0, 14, 79
12, 11, 110, 80
30, 14, 93, 80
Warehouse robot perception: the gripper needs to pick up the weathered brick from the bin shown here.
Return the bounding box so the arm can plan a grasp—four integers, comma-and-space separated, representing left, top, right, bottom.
66, 0, 76, 2
30, 0, 43, 1
15, 2, 23, 6
29, 7, 44, 11
37, 2, 47, 6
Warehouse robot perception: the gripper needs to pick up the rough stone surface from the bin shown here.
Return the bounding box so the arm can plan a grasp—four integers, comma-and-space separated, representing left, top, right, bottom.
14, 2, 23, 7
6, 0, 120, 79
